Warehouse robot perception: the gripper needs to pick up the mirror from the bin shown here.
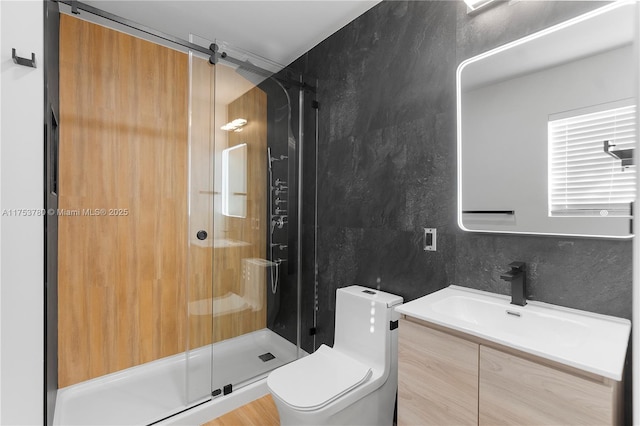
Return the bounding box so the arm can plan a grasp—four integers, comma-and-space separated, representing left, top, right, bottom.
457, 2, 636, 238
222, 142, 247, 218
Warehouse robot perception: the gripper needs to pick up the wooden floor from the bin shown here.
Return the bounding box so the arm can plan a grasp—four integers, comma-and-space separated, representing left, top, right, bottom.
203, 395, 280, 426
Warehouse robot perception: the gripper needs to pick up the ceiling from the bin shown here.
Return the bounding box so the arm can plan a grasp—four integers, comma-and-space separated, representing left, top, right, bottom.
83, 1, 381, 67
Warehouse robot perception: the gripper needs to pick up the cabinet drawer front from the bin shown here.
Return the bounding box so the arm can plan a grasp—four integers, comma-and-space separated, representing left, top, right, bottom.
398, 319, 479, 426
479, 345, 619, 426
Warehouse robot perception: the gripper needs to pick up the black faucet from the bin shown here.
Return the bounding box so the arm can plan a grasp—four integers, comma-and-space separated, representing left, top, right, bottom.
500, 261, 527, 306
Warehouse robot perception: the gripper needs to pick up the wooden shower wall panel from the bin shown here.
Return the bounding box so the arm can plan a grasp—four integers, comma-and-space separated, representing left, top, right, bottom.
58, 15, 189, 387
189, 81, 269, 347
215, 87, 269, 341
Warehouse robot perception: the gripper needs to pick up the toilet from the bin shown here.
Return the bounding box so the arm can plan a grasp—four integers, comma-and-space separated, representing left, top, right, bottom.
267, 285, 403, 425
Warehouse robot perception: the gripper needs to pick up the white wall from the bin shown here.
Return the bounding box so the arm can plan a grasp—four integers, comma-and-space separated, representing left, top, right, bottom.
0, 0, 44, 424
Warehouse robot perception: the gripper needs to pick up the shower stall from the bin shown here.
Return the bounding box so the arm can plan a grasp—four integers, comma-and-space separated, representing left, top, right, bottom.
52, 5, 316, 424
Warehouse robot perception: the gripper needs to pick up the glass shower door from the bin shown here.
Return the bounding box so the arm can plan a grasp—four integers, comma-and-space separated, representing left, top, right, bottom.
210, 50, 274, 394
210, 43, 301, 395
186, 36, 303, 403
185, 41, 216, 404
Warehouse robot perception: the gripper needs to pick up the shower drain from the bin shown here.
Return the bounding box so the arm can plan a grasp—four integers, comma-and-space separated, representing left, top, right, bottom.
259, 352, 276, 362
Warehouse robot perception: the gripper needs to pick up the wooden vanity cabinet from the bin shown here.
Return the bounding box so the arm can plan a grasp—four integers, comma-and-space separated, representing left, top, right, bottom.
398, 317, 623, 426
479, 345, 622, 426
398, 318, 479, 425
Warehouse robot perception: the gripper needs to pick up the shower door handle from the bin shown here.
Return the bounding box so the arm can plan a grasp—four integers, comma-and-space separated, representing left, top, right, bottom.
196, 230, 208, 240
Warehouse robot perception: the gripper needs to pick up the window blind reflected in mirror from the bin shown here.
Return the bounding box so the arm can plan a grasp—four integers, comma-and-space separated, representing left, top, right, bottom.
549, 102, 636, 217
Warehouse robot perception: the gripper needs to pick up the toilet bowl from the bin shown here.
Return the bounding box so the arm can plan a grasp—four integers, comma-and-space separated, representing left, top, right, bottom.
267, 285, 403, 425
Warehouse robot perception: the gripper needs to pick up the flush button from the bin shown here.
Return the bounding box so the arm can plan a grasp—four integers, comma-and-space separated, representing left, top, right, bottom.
362, 290, 376, 295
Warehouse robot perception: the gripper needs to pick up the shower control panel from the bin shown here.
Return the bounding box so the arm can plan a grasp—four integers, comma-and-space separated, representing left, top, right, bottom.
271, 179, 288, 218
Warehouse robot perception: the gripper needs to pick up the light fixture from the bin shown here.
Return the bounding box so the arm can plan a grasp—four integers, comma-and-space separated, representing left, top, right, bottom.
221, 118, 248, 132
464, 0, 496, 13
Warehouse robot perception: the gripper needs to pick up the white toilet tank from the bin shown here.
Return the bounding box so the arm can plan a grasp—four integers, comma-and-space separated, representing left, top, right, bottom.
333, 286, 403, 372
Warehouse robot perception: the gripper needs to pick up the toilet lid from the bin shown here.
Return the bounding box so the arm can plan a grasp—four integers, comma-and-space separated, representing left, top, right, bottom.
267, 344, 372, 411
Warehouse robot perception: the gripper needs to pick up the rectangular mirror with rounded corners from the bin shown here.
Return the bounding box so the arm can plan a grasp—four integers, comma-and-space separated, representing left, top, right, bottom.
457, 1, 637, 238
222, 142, 247, 218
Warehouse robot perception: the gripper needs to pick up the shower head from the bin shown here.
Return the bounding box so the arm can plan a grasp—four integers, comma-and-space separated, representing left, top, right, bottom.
267, 147, 273, 171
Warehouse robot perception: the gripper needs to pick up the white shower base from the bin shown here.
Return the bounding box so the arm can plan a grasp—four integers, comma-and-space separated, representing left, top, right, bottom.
54, 329, 299, 425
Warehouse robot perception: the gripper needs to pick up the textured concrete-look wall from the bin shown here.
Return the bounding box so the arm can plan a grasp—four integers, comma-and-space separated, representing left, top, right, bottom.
296, 0, 459, 347
293, 0, 632, 348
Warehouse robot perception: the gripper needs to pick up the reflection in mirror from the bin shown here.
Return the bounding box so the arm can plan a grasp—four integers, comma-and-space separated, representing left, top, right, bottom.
222, 142, 247, 218
457, 1, 637, 238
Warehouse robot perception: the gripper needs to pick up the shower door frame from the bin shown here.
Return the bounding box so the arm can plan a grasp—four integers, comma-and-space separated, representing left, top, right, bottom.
44, 2, 61, 425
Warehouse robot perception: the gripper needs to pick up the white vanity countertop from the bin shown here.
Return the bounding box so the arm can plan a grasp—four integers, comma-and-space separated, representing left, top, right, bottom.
395, 285, 631, 381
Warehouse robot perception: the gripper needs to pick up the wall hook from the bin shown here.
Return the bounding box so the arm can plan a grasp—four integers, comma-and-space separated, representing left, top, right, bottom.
12, 48, 36, 68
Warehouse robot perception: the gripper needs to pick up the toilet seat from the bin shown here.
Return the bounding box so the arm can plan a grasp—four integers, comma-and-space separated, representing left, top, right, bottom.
267, 345, 372, 412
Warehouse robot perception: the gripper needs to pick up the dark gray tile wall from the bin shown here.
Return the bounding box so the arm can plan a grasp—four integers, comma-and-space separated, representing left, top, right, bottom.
292, 0, 633, 352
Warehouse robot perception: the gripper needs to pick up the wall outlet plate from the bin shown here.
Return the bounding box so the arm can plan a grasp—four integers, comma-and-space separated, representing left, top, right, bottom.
424, 228, 437, 251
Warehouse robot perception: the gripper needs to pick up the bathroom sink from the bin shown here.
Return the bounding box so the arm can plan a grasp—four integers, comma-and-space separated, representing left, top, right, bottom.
395, 285, 630, 380
430, 294, 590, 348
